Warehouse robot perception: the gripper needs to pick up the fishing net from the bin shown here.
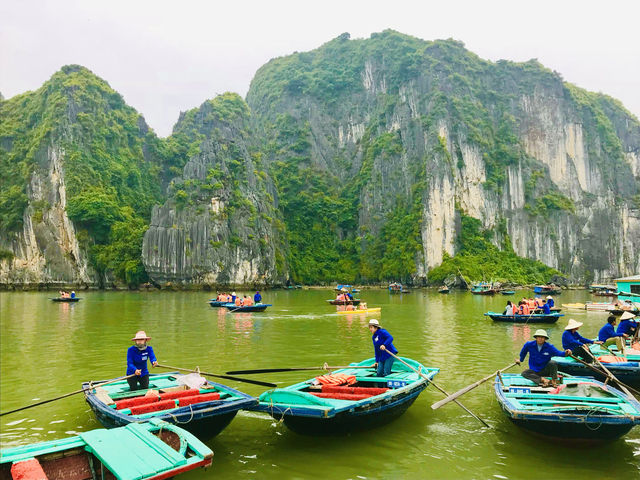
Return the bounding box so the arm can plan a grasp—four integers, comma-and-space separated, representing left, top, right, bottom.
553, 382, 616, 398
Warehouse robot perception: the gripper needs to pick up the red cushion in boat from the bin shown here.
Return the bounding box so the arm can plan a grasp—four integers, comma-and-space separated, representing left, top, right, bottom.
178, 392, 221, 406
115, 395, 159, 410
11, 459, 47, 480
160, 389, 200, 400
321, 385, 388, 395
597, 355, 626, 363
315, 373, 357, 385
311, 392, 371, 401
129, 399, 177, 415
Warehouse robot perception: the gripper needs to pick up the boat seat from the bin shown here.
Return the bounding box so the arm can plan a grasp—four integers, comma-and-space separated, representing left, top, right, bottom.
80, 423, 186, 480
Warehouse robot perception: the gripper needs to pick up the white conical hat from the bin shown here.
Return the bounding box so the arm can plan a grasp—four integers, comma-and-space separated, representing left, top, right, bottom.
620, 311, 636, 321
564, 319, 583, 330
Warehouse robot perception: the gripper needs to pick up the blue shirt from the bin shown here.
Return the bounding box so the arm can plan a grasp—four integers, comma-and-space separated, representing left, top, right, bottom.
598, 323, 623, 342
254, 292, 262, 303
372, 328, 398, 363
519, 341, 565, 372
617, 319, 637, 336
541, 303, 551, 314
562, 330, 593, 350
547, 299, 555, 308
126, 345, 157, 376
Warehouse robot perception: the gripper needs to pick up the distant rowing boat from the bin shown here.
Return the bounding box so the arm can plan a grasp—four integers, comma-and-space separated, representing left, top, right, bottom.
51, 297, 80, 302
484, 312, 563, 324
337, 308, 381, 315
327, 299, 361, 306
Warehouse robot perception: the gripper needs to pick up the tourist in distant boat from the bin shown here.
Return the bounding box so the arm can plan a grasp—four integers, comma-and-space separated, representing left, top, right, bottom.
504, 301, 514, 316
598, 315, 625, 352
345, 303, 355, 311
516, 329, 570, 387
617, 311, 638, 338
244, 295, 253, 306
546, 296, 555, 308
359, 302, 368, 310
254, 291, 262, 304
562, 319, 601, 362
527, 298, 537, 309
235, 296, 242, 306
369, 319, 398, 377
127, 331, 158, 391
518, 301, 530, 315
535, 297, 544, 308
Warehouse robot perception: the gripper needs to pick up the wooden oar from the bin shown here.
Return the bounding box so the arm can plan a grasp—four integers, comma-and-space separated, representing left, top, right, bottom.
155, 364, 277, 388
568, 354, 638, 397
383, 350, 490, 428
0, 374, 137, 417
431, 362, 518, 410
226, 365, 375, 375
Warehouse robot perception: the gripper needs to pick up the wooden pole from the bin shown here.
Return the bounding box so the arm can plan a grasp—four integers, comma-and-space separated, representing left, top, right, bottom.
431, 362, 518, 410
155, 364, 277, 388
225, 365, 375, 375
383, 350, 490, 428
568, 354, 638, 397
0, 374, 136, 417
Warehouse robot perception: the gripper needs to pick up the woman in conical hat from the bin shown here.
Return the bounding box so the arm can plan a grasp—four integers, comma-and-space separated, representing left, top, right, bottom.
126, 331, 158, 391
562, 319, 602, 363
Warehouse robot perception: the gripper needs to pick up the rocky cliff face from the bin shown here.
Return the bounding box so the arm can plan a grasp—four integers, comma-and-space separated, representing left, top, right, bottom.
247, 31, 640, 283
142, 94, 287, 286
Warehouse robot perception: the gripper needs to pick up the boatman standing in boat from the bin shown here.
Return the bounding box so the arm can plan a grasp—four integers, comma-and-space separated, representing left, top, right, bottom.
515, 329, 571, 387
368, 319, 398, 377
127, 331, 158, 391
254, 291, 262, 304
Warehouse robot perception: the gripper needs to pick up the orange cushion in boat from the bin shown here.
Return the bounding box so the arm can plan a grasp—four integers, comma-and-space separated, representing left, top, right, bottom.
315, 373, 357, 385
128, 399, 177, 415
597, 355, 627, 363
321, 385, 388, 395
10, 459, 47, 480
115, 395, 159, 410
177, 393, 221, 406
160, 389, 200, 400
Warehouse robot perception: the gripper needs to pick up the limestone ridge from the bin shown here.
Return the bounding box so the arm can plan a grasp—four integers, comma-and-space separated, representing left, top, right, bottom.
142, 94, 288, 286
246, 30, 640, 283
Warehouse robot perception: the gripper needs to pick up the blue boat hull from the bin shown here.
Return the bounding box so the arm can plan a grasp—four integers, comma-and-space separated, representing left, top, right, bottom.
208, 300, 228, 307
484, 312, 563, 323
504, 414, 634, 442
553, 361, 640, 387
221, 303, 272, 312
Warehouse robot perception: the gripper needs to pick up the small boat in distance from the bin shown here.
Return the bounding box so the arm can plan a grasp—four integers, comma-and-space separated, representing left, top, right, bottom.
221, 303, 272, 312
500, 290, 516, 295
438, 286, 450, 294
51, 297, 80, 302
250, 357, 438, 435
0, 420, 213, 480
533, 285, 562, 295
388, 283, 410, 293
484, 312, 563, 324
495, 373, 640, 442
327, 299, 361, 306
83, 372, 257, 440
470, 283, 497, 295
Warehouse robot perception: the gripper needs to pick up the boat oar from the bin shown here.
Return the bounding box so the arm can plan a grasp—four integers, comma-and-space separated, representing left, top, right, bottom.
225, 365, 376, 375
431, 362, 518, 410
383, 350, 490, 428
568, 354, 639, 397
0, 374, 137, 417
155, 364, 277, 388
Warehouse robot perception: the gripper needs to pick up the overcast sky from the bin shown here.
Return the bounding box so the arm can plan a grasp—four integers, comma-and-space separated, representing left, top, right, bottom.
1, 0, 638, 137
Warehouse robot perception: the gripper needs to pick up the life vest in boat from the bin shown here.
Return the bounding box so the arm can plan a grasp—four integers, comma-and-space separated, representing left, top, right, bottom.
519, 304, 530, 315
597, 355, 627, 363
315, 373, 357, 385
631, 342, 640, 351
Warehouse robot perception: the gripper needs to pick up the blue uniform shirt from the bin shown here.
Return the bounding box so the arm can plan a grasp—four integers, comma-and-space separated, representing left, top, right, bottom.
254, 292, 262, 303
547, 299, 555, 308
617, 319, 637, 336
127, 345, 157, 376
562, 330, 593, 350
519, 341, 565, 372
598, 323, 623, 342
372, 328, 398, 363
541, 303, 551, 314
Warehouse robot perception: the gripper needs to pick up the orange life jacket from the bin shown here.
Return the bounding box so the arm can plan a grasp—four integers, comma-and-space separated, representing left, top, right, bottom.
235, 298, 241, 306
520, 304, 530, 315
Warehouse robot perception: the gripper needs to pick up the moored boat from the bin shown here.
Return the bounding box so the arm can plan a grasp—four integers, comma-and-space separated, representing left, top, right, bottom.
500, 290, 516, 295
495, 373, 640, 442
83, 372, 257, 440
552, 344, 640, 387
438, 286, 450, 294
250, 357, 438, 435
484, 312, 563, 324
533, 285, 562, 295
327, 299, 361, 306
470, 283, 497, 295
220, 303, 272, 312
337, 307, 381, 315
388, 283, 409, 293
0, 419, 212, 480
51, 297, 80, 302
585, 301, 617, 311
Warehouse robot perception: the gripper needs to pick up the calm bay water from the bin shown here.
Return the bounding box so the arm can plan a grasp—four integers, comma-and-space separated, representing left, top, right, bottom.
1, 289, 638, 478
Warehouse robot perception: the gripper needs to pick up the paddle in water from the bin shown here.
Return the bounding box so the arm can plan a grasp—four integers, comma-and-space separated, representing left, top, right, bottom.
0, 374, 137, 417
431, 362, 518, 410
382, 349, 490, 428
156, 364, 277, 388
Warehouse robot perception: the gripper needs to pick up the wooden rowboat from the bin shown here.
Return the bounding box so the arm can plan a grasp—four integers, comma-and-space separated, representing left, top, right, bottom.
51, 297, 80, 302
495, 373, 640, 442
500, 290, 516, 295
250, 357, 438, 435
220, 303, 272, 312
484, 312, 563, 324
337, 307, 381, 315
553, 344, 640, 387
0, 420, 212, 480
208, 300, 228, 307
83, 372, 257, 440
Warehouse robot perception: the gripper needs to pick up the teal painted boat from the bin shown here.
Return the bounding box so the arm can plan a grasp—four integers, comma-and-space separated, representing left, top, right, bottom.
250, 357, 438, 435
495, 373, 640, 442
0, 419, 212, 480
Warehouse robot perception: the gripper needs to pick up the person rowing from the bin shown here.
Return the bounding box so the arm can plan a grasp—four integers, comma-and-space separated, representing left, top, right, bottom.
368, 319, 398, 377
515, 329, 571, 388
126, 331, 158, 391
617, 311, 638, 339
598, 315, 625, 352
546, 295, 555, 308
562, 319, 602, 362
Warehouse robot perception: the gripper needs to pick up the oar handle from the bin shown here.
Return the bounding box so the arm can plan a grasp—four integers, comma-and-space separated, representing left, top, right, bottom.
156, 364, 277, 388
431, 362, 518, 410
568, 354, 639, 397
0, 374, 136, 417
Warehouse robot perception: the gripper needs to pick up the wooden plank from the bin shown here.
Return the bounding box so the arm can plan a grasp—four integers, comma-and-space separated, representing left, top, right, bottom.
504, 393, 621, 403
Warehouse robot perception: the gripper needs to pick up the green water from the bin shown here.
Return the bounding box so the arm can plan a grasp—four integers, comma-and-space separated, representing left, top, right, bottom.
1, 289, 638, 478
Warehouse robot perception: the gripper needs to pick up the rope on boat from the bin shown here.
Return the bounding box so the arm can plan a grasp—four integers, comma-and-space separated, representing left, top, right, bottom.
167, 404, 195, 425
